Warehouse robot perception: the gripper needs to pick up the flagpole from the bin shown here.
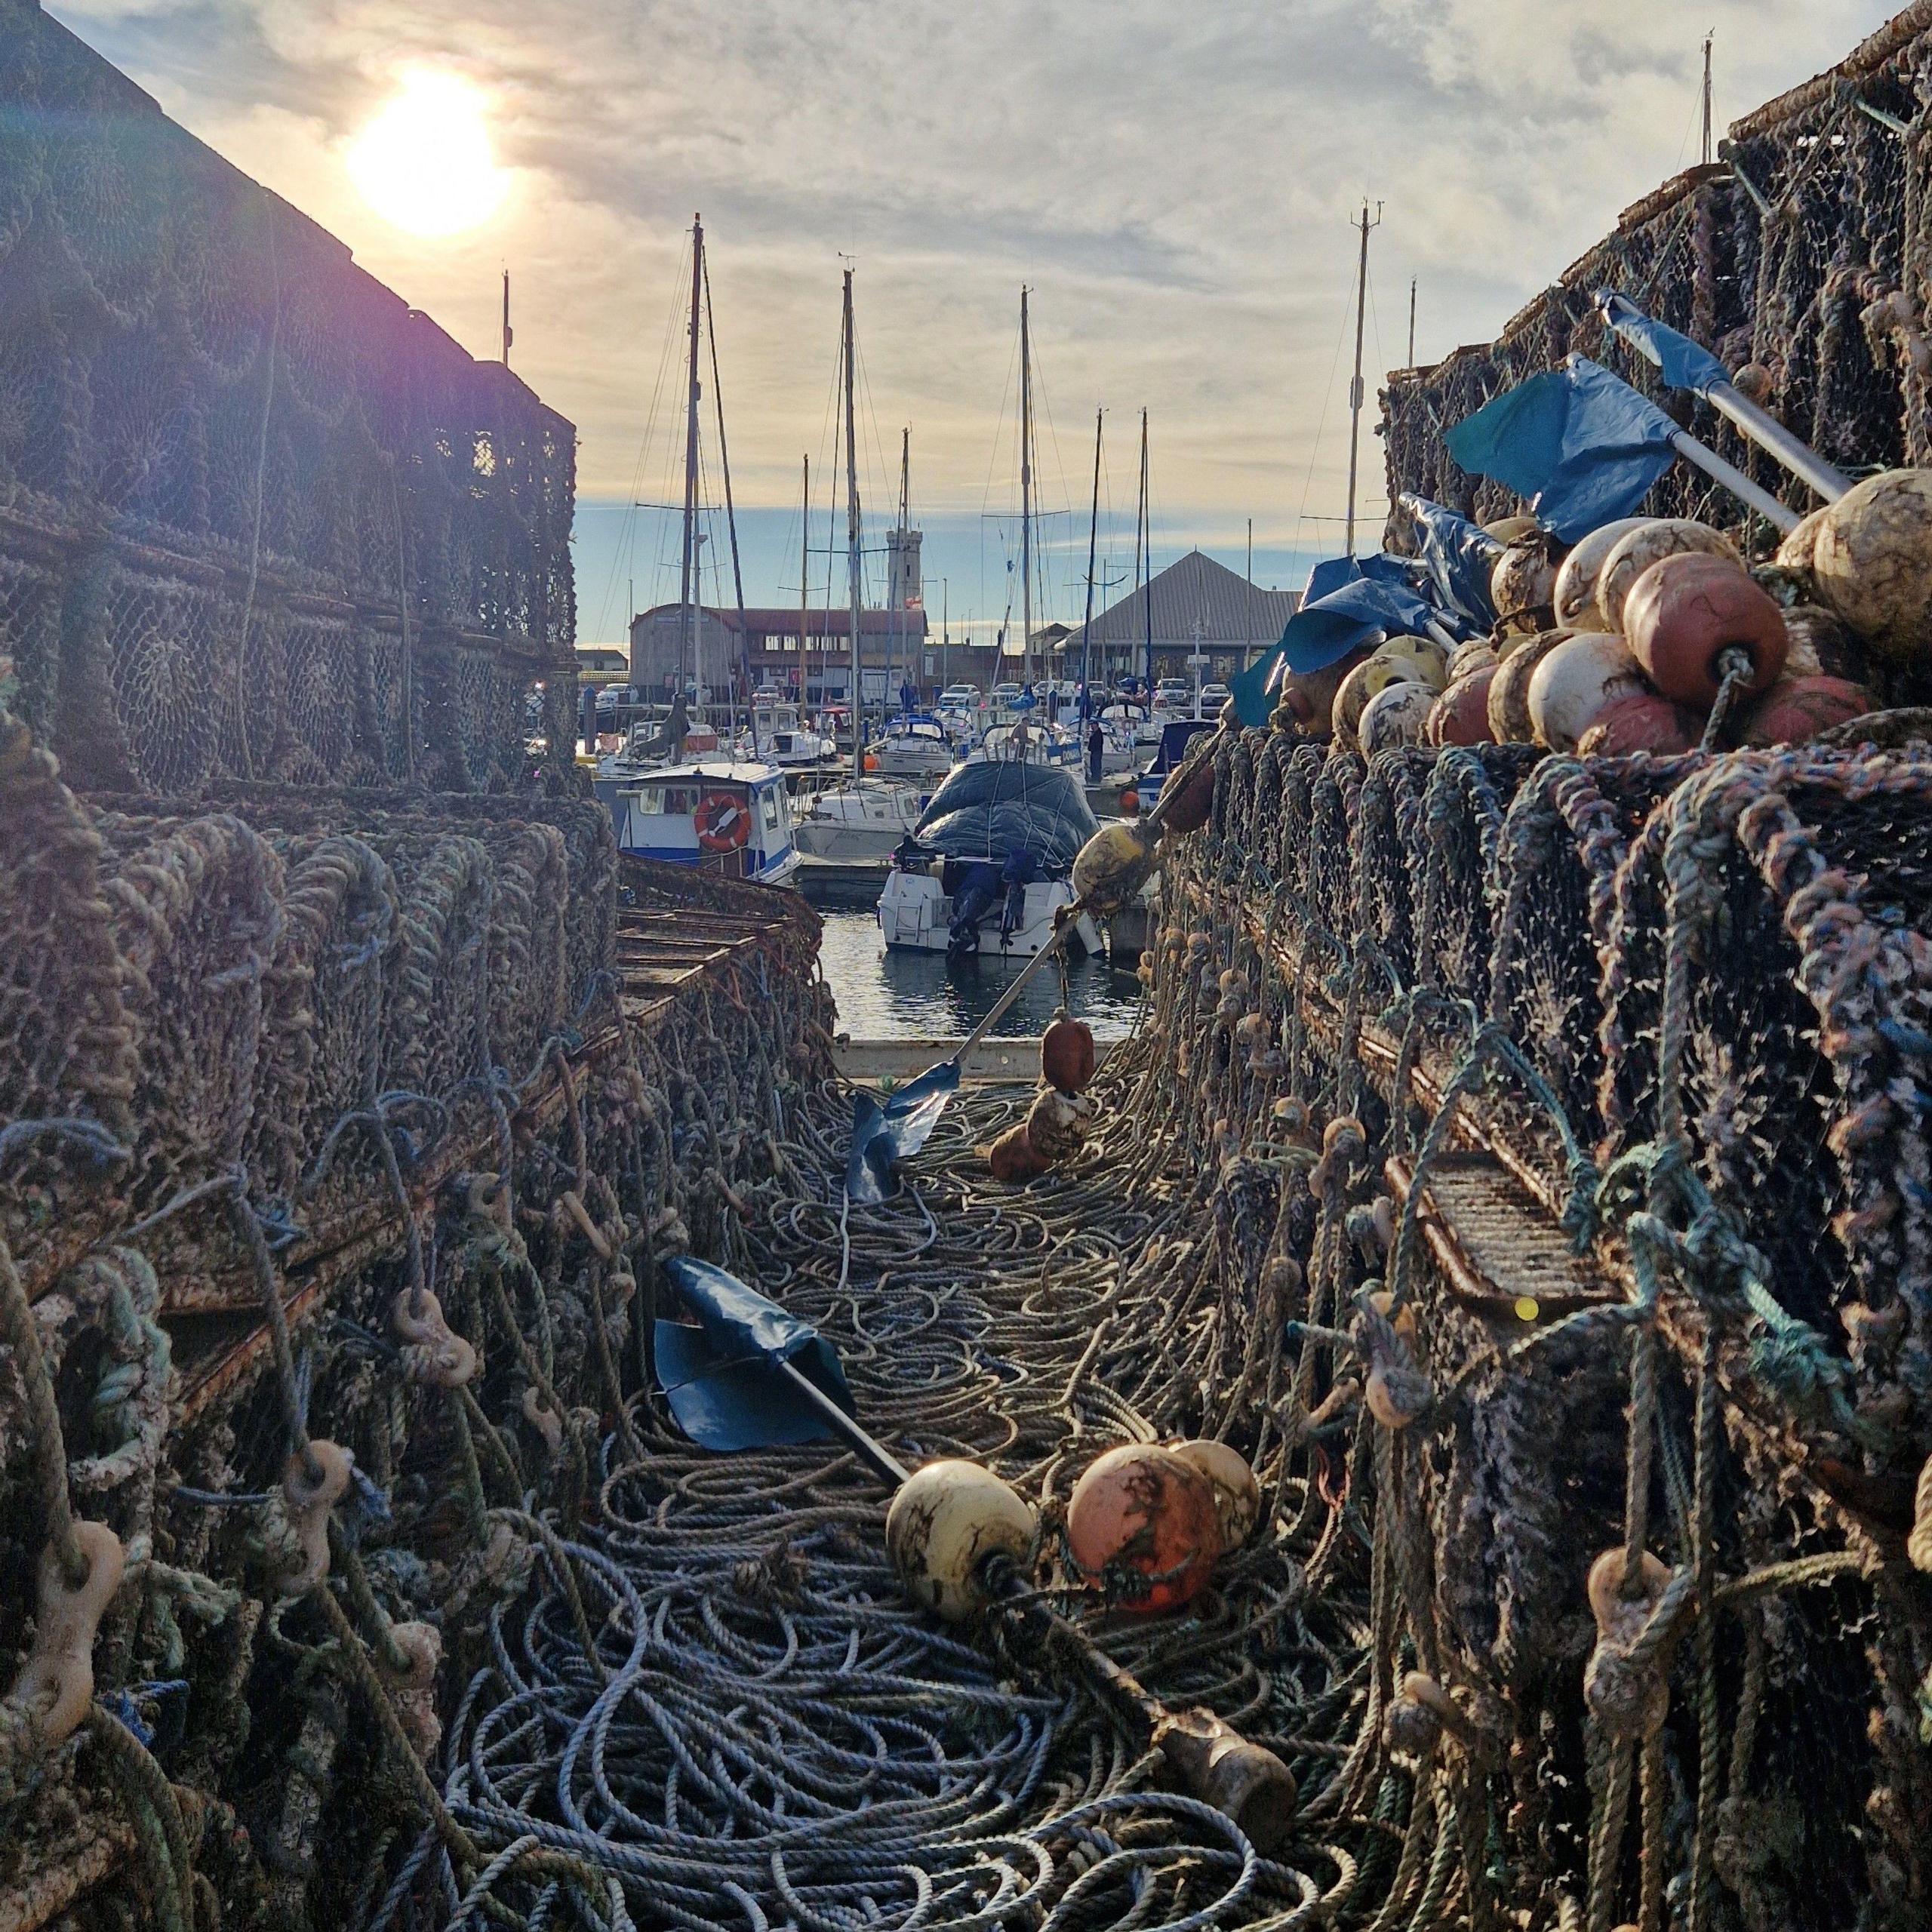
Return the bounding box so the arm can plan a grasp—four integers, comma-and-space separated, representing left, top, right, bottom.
1666, 430, 1801, 534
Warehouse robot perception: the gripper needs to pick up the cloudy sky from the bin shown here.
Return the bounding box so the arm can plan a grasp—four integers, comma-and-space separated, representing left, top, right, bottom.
59, 0, 1897, 648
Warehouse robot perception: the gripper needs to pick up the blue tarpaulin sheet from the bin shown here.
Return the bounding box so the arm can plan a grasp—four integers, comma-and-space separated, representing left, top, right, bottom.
1397, 496, 1501, 632
844, 1059, 961, 1205
909, 760, 1097, 870
1597, 291, 1730, 396
1444, 356, 1679, 543
1230, 573, 1441, 727
656, 1255, 856, 1451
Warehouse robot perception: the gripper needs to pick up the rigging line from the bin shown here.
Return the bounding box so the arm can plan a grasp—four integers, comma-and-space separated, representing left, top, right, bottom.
1291, 254, 1359, 563
591, 243, 694, 642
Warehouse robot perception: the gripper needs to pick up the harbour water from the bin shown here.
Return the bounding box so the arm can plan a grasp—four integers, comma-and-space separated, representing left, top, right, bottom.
816, 909, 1143, 1039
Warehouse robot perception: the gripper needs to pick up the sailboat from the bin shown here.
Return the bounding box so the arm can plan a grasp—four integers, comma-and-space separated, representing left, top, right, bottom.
595, 216, 799, 886
792, 269, 928, 861
879, 291, 1100, 957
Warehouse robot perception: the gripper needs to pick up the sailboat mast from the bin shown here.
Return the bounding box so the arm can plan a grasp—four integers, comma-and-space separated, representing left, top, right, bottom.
1020, 288, 1033, 690
1344, 200, 1380, 559
678, 214, 704, 700
843, 267, 863, 785
800, 454, 811, 710
1080, 406, 1103, 696
1128, 411, 1143, 699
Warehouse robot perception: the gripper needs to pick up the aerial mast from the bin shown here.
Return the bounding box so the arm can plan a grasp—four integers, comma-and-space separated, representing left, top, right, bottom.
678, 214, 704, 699
800, 454, 811, 711
1700, 32, 1714, 165
895, 426, 910, 703
1020, 288, 1034, 690
1344, 200, 1382, 559
1080, 407, 1103, 697
843, 266, 863, 784
702, 251, 752, 746
1128, 411, 1143, 699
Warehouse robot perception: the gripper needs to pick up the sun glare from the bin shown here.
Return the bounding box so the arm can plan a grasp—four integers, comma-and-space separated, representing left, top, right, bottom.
347, 69, 508, 238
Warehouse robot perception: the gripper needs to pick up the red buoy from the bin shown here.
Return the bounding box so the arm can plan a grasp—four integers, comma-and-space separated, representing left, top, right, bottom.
1426, 666, 1498, 746
1623, 554, 1789, 705
1041, 1014, 1097, 1094
1066, 1443, 1223, 1612
1739, 675, 1873, 746
1576, 693, 1700, 758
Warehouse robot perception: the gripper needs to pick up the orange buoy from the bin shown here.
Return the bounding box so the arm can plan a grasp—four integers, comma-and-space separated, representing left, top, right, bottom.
1118, 787, 1140, 815
863, 752, 880, 772
1066, 1443, 1222, 1612
1041, 1013, 1097, 1094
1739, 675, 1873, 746
987, 1121, 1051, 1183
1623, 554, 1788, 705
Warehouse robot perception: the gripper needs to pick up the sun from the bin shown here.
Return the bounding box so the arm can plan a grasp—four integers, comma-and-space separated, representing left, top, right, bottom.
347, 69, 508, 238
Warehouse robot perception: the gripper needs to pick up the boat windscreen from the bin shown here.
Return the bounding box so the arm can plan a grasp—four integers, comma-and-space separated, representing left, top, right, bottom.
911, 761, 1098, 869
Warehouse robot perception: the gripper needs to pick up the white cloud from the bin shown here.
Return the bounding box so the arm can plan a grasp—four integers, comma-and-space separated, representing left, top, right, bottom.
55, 0, 1899, 595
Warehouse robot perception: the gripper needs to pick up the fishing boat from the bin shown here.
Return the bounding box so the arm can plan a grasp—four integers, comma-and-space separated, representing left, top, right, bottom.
596, 759, 800, 885
877, 757, 1102, 957
1131, 717, 1215, 814
792, 777, 923, 859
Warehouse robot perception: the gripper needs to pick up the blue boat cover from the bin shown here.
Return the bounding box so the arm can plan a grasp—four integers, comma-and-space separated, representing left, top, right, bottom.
1596, 291, 1730, 397
910, 759, 1097, 869
844, 1058, 962, 1205
1445, 356, 1679, 543
656, 1255, 857, 1451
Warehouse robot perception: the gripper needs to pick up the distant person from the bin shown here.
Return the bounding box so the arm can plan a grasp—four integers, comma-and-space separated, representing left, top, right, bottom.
1046, 685, 1060, 726
1087, 718, 1104, 784
1077, 682, 1093, 724
900, 676, 916, 716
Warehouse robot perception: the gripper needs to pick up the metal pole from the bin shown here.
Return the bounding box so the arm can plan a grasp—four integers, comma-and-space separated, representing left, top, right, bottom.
501, 269, 512, 366
1081, 407, 1103, 698
801, 454, 811, 709
1344, 202, 1381, 559
1700, 32, 1714, 166
679, 215, 704, 705
843, 267, 864, 784
1020, 288, 1034, 690
1668, 429, 1801, 534
941, 578, 949, 690
1407, 277, 1416, 368
1701, 383, 1851, 502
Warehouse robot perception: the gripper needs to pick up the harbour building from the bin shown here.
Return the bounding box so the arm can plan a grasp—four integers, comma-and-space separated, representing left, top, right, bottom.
1057, 549, 1300, 687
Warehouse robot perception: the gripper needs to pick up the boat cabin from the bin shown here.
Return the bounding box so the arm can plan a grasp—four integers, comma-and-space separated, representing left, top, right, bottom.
598, 761, 800, 887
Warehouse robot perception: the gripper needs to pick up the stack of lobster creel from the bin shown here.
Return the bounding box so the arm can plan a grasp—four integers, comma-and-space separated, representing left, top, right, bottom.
1316, 472, 1932, 757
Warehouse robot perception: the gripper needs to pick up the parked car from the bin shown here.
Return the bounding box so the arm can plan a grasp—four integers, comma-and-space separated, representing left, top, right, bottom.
1199, 682, 1232, 715
939, 683, 981, 708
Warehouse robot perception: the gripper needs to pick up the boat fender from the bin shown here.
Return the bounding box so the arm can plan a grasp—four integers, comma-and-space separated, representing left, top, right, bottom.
1170, 1439, 1261, 1549
694, 791, 752, 851
1354, 1292, 1429, 1428
0, 1521, 125, 1774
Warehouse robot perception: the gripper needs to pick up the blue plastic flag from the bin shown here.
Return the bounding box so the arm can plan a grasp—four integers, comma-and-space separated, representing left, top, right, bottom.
844, 1059, 962, 1205
1395, 496, 1501, 632
1445, 356, 1680, 544
1596, 291, 1730, 397
656, 1255, 856, 1451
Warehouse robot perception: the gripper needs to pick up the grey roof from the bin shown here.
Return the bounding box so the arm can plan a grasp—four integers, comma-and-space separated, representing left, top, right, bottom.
1061, 550, 1300, 655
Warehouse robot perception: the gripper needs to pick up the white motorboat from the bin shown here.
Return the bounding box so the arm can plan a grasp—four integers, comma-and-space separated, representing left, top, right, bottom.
793, 778, 923, 860
868, 713, 956, 783
739, 701, 836, 769
594, 759, 801, 888
875, 758, 1102, 958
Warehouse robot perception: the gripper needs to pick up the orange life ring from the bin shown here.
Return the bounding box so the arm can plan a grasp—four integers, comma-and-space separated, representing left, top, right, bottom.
694, 791, 751, 852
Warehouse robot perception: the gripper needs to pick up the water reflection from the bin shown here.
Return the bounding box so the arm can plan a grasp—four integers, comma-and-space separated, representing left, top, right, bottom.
817, 910, 1143, 1040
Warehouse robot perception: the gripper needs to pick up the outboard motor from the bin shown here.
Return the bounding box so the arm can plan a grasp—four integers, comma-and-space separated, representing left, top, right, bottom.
948, 860, 1002, 958
1000, 848, 1041, 941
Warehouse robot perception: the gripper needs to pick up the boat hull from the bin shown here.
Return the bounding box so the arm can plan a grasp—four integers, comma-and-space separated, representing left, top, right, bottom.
878, 871, 1100, 957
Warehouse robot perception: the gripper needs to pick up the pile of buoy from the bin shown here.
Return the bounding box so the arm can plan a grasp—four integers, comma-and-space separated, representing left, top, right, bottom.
884, 1437, 1260, 1620
985, 1010, 1098, 1181
1286, 473, 1932, 757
